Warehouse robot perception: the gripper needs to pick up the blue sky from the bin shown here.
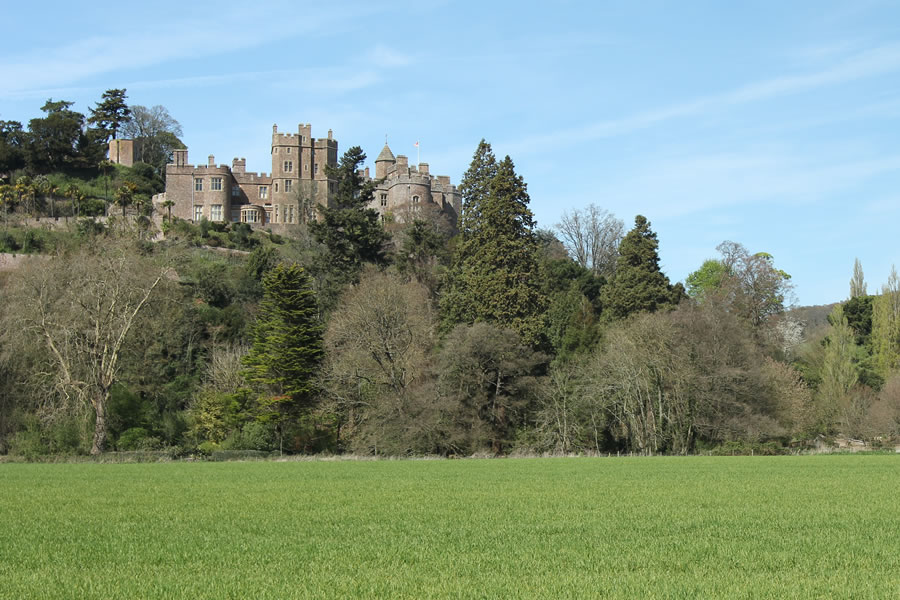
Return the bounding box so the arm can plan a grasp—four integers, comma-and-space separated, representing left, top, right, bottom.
2, 0, 898, 306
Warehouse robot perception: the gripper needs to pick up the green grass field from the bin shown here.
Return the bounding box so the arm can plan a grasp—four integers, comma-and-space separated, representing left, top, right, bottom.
1, 456, 898, 599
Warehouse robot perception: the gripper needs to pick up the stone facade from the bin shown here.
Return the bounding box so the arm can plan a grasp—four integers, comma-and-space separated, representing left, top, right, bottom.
151, 125, 460, 228
366, 143, 460, 228
108, 139, 134, 167
153, 124, 337, 225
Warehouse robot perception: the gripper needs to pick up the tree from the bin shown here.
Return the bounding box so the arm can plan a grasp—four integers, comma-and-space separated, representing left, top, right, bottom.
242, 263, 324, 439
850, 258, 867, 298
456, 139, 498, 237
819, 304, 861, 433
685, 259, 729, 299
872, 265, 900, 378
602, 215, 682, 320
322, 269, 437, 453
437, 323, 546, 454
10, 241, 169, 454
0, 120, 26, 175
554, 204, 623, 278
441, 146, 547, 345
686, 241, 793, 332
25, 100, 85, 172
114, 181, 137, 217
310, 146, 389, 276
119, 105, 184, 175
715, 241, 793, 329
88, 89, 131, 141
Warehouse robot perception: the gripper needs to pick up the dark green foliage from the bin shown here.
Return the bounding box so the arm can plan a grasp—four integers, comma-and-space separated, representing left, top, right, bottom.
0, 120, 26, 174
602, 215, 682, 319
442, 146, 547, 346
87, 89, 131, 141
843, 295, 873, 347
310, 146, 389, 275
242, 263, 324, 406
26, 100, 86, 172
395, 218, 450, 290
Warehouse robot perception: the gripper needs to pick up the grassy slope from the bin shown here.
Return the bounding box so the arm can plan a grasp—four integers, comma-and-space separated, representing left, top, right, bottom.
1, 456, 898, 599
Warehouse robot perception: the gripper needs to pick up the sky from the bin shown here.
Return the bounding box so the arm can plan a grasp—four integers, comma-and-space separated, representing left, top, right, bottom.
2, 0, 898, 306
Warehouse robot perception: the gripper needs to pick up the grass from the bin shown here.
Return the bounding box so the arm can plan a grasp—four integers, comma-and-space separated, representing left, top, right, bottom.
1, 456, 898, 598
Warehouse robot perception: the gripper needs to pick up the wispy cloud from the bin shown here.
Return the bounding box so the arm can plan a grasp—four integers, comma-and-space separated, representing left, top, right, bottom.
0, 5, 386, 98
503, 42, 900, 155
596, 149, 900, 220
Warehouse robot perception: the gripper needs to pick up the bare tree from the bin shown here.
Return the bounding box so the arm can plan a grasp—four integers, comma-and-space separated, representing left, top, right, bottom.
554, 204, 623, 278
11, 241, 171, 454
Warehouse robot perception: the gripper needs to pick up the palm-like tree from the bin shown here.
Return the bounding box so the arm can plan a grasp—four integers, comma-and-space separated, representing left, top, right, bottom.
162, 198, 175, 222
14, 176, 34, 216
114, 181, 137, 217
64, 183, 81, 217
0, 184, 15, 230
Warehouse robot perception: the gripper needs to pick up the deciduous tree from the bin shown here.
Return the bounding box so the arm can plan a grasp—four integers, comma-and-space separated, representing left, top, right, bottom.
10, 241, 170, 453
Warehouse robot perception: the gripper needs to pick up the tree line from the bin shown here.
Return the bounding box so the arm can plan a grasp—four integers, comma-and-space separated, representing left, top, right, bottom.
1, 137, 898, 458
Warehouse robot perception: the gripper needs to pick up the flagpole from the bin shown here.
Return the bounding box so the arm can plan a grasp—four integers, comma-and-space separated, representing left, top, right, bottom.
415, 140, 420, 166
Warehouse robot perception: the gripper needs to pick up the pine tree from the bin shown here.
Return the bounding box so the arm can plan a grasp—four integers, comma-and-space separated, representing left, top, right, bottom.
602, 215, 681, 320
242, 263, 323, 411
88, 89, 131, 141
441, 147, 547, 345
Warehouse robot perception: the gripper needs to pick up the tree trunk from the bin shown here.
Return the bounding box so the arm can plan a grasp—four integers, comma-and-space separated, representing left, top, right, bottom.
91, 395, 108, 455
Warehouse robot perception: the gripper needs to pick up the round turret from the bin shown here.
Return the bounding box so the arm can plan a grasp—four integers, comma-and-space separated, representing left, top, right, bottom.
374, 144, 396, 180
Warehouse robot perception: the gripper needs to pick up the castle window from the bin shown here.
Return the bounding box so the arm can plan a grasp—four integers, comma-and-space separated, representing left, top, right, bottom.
412, 195, 420, 204
210, 205, 223, 221
194, 178, 203, 192
286, 147, 291, 154
380, 194, 387, 207
273, 147, 279, 154
284, 161, 293, 173
246, 209, 259, 223
259, 186, 268, 200
314, 163, 319, 175
193, 205, 203, 221
211, 177, 223, 191
287, 205, 295, 224
232, 185, 240, 197
304, 164, 308, 172
274, 182, 279, 193
284, 179, 293, 193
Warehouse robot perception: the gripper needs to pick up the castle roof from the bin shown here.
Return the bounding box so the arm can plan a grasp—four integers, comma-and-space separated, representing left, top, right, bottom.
375, 144, 395, 162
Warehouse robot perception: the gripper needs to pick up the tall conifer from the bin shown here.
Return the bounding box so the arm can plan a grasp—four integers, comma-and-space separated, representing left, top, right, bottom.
441, 144, 546, 345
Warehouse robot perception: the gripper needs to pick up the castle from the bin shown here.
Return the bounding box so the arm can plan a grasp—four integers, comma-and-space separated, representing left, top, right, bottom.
144, 124, 460, 228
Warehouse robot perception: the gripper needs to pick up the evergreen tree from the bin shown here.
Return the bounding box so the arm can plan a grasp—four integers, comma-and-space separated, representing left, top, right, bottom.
602, 215, 682, 320
310, 146, 389, 274
441, 147, 547, 345
88, 89, 131, 141
242, 263, 324, 415
456, 139, 498, 237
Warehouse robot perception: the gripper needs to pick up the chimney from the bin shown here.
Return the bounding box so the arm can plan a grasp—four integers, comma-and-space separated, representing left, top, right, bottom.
208, 155, 215, 167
